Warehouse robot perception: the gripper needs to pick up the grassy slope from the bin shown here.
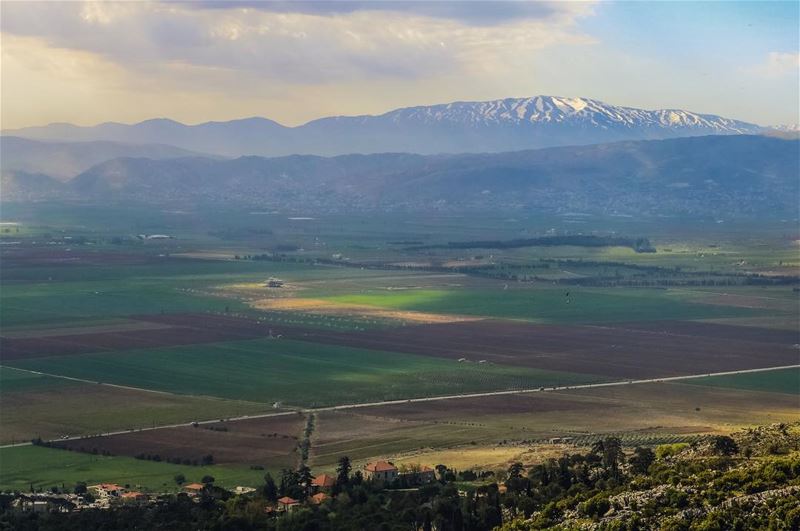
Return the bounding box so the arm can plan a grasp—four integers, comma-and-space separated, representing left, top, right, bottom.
4, 339, 599, 407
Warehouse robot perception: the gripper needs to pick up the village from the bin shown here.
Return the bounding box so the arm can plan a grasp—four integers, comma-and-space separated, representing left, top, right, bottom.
4, 460, 440, 516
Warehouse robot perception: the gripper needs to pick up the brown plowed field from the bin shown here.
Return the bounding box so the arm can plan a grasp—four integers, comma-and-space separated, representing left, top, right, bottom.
4, 313, 796, 380
361, 393, 613, 421
615, 320, 799, 344
0, 313, 284, 360
53, 413, 306, 467
294, 319, 797, 379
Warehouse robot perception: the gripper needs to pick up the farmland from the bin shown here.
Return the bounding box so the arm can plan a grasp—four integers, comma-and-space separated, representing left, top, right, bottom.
0, 367, 270, 445
52, 414, 307, 467
684, 367, 800, 395
1, 204, 797, 492
0, 445, 268, 492
325, 287, 766, 324
309, 381, 800, 471
3, 338, 599, 406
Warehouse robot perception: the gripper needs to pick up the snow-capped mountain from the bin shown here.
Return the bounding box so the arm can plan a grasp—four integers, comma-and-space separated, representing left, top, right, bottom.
369, 96, 757, 133
2, 96, 764, 157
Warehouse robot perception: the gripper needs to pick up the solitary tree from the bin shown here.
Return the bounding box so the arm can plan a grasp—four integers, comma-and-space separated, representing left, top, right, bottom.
507, 462, 525, 480
336, 456, 352, 485
263, 473, 278, 502
712, 435, 739, 456
297, 464, 314, 496
629, 447, 655, 475
592, 437, 625, 478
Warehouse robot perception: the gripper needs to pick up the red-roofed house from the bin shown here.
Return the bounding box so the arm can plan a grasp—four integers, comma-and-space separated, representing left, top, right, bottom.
183, 483, 205, 496
310, 492, 330, 505
119, 492, 147, 504
310, 474, 336, 490
364, 461, 398, 483
277, 496, 300, 512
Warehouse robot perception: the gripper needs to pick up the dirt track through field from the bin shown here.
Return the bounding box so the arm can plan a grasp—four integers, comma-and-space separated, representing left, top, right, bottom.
2, 363, 797, 450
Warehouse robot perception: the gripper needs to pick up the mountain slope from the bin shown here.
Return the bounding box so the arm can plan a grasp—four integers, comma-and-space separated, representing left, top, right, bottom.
0, 136, 212, 181
39, 135, 797, 219
2, 97, 764, 157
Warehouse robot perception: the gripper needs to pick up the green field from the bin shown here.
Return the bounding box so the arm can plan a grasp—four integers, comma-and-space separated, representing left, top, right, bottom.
0, 367, 273, 444
4, 338, 599, 406
0, 279, 246, 328
0, 446, 266, 492
0, 366, 74, 394
685, 368, 800, 395
327, 287, 761, 323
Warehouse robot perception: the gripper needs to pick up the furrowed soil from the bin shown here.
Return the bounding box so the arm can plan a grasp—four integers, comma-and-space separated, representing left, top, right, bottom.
52, 414, 306, 467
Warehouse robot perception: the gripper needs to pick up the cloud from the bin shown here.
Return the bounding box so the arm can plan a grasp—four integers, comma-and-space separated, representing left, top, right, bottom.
744, 51, 800, 79
763, 52, 800, 76
6, 1, 793, 129
0, 0, 597, 128
0, 1, 593, 86
180, 1, 595, 26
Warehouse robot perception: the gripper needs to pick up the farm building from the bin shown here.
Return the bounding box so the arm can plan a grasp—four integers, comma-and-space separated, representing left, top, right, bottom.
364, 461, 398, 483
265, 277, 284, 288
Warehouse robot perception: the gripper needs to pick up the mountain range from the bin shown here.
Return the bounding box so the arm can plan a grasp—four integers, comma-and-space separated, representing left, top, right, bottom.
2, 96, 766, 157
5, 135, 797, 219
0, 137, 207, 181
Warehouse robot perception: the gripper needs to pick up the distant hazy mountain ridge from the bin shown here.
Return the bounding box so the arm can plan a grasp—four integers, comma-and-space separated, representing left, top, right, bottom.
2, 96, 764, 157
7, 135, 796, 220
0, 136, 208, 181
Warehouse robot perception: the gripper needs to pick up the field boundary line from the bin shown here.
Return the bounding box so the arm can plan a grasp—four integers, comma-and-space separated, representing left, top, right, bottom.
2, 364, 797, 450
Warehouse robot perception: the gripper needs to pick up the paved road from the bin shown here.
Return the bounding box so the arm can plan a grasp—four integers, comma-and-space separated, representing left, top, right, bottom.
1, 363, 797, 449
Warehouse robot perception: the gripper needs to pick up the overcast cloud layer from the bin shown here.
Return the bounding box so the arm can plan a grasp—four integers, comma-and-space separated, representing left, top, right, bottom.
1, 1, 797, 128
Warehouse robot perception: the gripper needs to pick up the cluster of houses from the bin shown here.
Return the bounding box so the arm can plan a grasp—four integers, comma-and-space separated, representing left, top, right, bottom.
268, 461, 436, 514
9, 461, 436, 516
9, 483, 149, 513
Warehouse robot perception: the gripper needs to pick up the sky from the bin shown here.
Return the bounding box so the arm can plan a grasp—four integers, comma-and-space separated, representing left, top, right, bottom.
1, 0, 798, 129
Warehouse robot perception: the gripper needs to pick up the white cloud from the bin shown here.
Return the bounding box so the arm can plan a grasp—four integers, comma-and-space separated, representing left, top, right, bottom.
746, 51, 800, 78
764, 52, 800, 76
0, 1, 594, 84
0, 0, 600, 127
